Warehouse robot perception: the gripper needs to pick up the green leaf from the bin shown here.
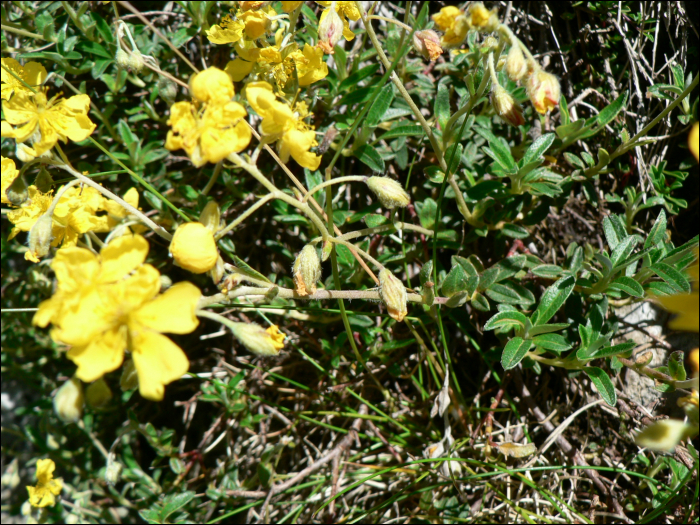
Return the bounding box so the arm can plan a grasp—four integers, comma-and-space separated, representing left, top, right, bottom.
486, 281, 535, 305
584, 367, 617, 406
650, 263, 691, 293
608, 276, 644, 298
353, 145, 385, 172
420, 260, 434, 286
610, 235, 641, 268
644, 209, 667, 249
532, 275, 576, 325
596, 92, 628, 129
578, 341, 636, 361
77, 40, 112, 59
465, 180, 505, 201
484, 311, 530, 331
563, 152, 586, 169
603, 215, 628, 250
668, 351, 687, 381
522, 133, 555, 165
416, 198, 437, 229
531, 264, 563, 279
363, 214, 388, 228
556, 120, 586, 139
471, 292, 490, 311
501, 224, 530, 239
442, 264, 468, 297
162, 491, 196, 522
528, 323, 569, 336
380, 124, 425, 140
478, 255, 527, 291
476, 127, 516, 173
339, 64, 381, 92
366, 84, 394, 128
435, 77, 451, 131
532, 333, 572, 354
501, 337, 533, 370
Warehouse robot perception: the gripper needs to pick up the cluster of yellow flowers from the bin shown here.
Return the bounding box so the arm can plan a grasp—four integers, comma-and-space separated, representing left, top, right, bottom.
1, 58, 95, 161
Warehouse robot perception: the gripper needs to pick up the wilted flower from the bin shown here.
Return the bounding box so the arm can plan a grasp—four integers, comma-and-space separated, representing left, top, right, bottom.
26, 459, 62, 508
318, 2, 345, 54
491, 85, 525, 127
505, 44, 528, 81
526, 69, 561, 114
53, 376, 84, 423
230, 322, 285, 356
413, 30, 443, 61
366, 176, 410, 209
378, 268, 408, 322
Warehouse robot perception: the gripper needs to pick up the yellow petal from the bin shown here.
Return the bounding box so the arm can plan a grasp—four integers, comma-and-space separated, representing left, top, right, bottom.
134, 282, 201, 334
656, 292, 699, 332
100, 234, 149, 283
169, 222, 219, 273
189, 67, 234, 104
689, 122, 699, 162
67, 326, 127, 383
282, 128, 321, 170
131, 330, 189, 400
225, 58, 255, 82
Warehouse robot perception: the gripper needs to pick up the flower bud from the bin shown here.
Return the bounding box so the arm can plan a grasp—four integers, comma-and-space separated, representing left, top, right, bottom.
491, 85, 525, 127
366, 176, 410, 209
53, 376, 84, 423
318, 5, 344, 54
6, 172, 28, 206
526, 69, 561, 114
120, 359, 139, 392
126, 51, 144, 72
293, 244, 322, 296
104, 453, 123, 486
230, 322, 285, 356
34, 167, 54, 193
115, 48, 130, 68
85, 378, 113, 408
413, 30, 443, 61
26, 214, 53, 263
169, 222, 219, 274
157, 76, 178, 106
480, 36, 499, 54
200, 200, 221, 234
468, 2, 499, 32
378, 268, 408, 322
505, 45, 528, 81
209, 255, 225, 285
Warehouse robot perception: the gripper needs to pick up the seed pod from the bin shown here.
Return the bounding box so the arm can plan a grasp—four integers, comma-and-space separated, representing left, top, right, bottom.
53, 376, 84, 423
126, 51, 144, 72
491, 85, 525, 127
27, 213, 53, 262
293, 244, 322, 296
379, 268, 408, 322
120, 359, 139, 392
115, 48, 130, 68
6, 173, 28, 206
157, 76, 178, 106
366, 176, 410, 209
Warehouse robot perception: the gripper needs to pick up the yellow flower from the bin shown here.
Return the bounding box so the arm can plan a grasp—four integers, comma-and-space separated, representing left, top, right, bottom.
1, 156, 19, 204
26, 459, 62, 508
206, 14, 245, 45
290, 44, 328, 86
690, 122, 699, 162
656, 248, 698, 332
245, 81, 322, 169
230, 322, 285, 356
189, 66, 234, 104
239, 1, 265, 10
102, 187, 144, 230
432, 6, 470, 48
1, 89, 95, 158
34, 235, 201, 401
318, 1, 360, 43
169, 222, 219, 274
526, 69, 561, 114
413, 30, 443, 61
240, 8, 272, 39
1, 57, 47, 100
281, 1, 302, 12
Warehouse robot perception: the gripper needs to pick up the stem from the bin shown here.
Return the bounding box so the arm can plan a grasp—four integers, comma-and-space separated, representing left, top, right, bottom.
302, 175, 367, 203
367, 15, 413, 32
202, 161, 223, 196
332, 238, 383, 271
215, 193, 275, 241
1, 23, 45, 41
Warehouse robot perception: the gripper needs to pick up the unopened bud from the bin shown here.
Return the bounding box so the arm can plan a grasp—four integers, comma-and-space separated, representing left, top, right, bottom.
378, 268, 408, 322
209, 255, 225, 285
85, 378, 113, 407
293, 244, 322, 296
468, 2, 499, 32
366, 176, 410, 209
126, 51, 144, 72
53, 376, 84, 423
505, 45, 528, 81
230, 322, 285, 356
413, 30, 443, 61
27, 213, 53, 262
318, 4, 344, 54
34, 167, 54, 193
169, 222, 219, 274
105, 453, 123, 486
6, 173, 28, 205
491, 85, 525, 127
526, 69, 561, 114
480, 36, 499, 54
120, 359, 139, 392
115, 48, 130, 68
157, 76, 178, 105
199, 200, 221, 234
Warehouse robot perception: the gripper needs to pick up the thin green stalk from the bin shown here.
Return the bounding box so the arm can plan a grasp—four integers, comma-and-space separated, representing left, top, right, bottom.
215, 193, 275, 240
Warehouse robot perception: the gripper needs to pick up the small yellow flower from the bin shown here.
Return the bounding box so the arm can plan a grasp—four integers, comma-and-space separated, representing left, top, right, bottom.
432, 6, 470, 48
468, 2, 499, 32
206, 14, 245, 45
230, 322, 286, 356
26, 459, 62, 508
1, 57, 47, 100
169, 222, 219, 274
245, 81, 322, 169
526, 69, 561, 114
240, 8, 272, 39
1, 89, 95, 158
655, 248, 698, 332
689, 122, 699, 162
1, 156, 19, 204
290, 44, 329, 86
281, 1, 302, 12
189, 67, 234, 104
